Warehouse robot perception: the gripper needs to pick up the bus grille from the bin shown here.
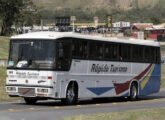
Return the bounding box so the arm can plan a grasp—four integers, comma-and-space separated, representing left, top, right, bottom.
18, 88, 35, 97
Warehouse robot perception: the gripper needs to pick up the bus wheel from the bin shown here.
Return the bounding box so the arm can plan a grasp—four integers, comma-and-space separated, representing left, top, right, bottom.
65, 83, 78, 105
24, 98, 37, 104
129, 83, 138, 101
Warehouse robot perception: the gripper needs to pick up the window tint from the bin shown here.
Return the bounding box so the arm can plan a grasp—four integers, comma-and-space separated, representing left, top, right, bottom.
156, 47, 161, 63
70, 37, 160, 63
132, 45, 144, 62
144, 47, 160, 63
56, 41, 71, 71
119, 44, 131, 61
72, 39, 88, 59
144, 47, 152, 62
89, 41, 103, 59
104, 43, 118, 60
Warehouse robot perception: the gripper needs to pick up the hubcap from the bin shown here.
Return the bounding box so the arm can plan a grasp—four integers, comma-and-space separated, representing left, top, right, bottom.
131, 86, 137, 98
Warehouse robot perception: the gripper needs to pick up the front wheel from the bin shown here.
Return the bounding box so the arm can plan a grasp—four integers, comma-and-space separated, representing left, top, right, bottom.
62, 83, 78, 105
24, 98, 37, 105
129, 83, 138, 101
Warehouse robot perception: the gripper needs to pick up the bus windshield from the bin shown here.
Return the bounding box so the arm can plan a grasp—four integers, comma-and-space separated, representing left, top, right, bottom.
8, 39, 56, 69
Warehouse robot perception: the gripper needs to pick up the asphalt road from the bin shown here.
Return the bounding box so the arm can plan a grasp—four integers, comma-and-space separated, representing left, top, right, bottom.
0, 90, 165, 120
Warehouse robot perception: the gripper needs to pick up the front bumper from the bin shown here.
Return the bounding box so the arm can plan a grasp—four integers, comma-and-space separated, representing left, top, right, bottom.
6, 85, 55, 98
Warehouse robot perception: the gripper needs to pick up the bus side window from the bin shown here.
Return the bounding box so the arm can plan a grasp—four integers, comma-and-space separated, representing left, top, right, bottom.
89, 41, 103, 60
144, 47, 151, 63
56, 41, 71, 71
72, 39, 88, 59
82, 40, 88, 59
156, 47, 161, 63
132, 45, 144, 62
121, 45, 131, 62
119, 44, 122, 61
104, 43, 117, 61
79, 40, 88, 59
104, 44, 110, 60
112, 44, 118, 60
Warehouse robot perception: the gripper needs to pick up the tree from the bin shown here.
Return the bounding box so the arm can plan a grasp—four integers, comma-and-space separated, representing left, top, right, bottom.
15, 0, 41, 33
150, 16, 161, 25
0, 0, 22, 35
0, 0, 40, 36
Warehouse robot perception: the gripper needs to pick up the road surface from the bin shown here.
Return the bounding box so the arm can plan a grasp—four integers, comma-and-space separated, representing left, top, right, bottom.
0, 89, 165, 120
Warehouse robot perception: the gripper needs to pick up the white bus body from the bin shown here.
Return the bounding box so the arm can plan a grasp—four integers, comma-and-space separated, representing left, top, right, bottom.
6, 32, 161, 104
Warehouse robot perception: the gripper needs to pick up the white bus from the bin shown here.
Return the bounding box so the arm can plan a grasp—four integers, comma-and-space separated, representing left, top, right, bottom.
6, 32, 161, 104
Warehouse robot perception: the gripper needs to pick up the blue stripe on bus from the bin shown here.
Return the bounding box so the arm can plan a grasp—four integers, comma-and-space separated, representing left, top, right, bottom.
87, 87, 114, 96
122, 92, 129, 97
139, 64, 161, 95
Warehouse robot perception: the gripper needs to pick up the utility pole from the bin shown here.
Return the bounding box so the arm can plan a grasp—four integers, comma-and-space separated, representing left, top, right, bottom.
71, 16, 76, 32
73, 20, 75, 32
41, 19, 43, 31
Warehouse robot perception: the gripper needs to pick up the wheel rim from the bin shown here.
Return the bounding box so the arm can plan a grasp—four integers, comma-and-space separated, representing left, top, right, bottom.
131, 86, 137, 99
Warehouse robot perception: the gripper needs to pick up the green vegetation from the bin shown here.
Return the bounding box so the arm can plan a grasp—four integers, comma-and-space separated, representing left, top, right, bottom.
36, 0, 159, 11
161, 64, 165, 88
65, 108, 165, 120
0, 0, 40, 36
0, 67, 9, 101
161, 44, 165, 88
35, 0, 165, 23
0, 37, 20, 101
0, 67, 21, 101
0, 36, 10, 59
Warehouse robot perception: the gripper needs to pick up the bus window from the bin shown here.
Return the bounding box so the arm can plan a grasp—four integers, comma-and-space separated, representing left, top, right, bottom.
132, 45, 144, 62
56, 41, 71, 71
104, 43, 118, 61
8, 40, 56, 69
120, 44, 131, 62
156, 47, 161, 63
144, 47, 152, 63
72, 39, 88, 59
89, 41, 103, 60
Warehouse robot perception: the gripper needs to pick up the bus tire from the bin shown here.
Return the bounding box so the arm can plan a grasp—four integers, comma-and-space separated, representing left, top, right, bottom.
129, 82, 138, 101
64, 82, 78, 105
24, 98, 37, 104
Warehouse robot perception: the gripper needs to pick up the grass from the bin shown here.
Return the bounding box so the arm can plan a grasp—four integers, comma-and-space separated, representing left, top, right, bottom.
0, 36, 20, 101
161, 44, 165, 88
0, 66, 11, 101
0, 36, 10, 59
0, 66, 21, 101
161, 64, 165, 88
65, 108, 165, 120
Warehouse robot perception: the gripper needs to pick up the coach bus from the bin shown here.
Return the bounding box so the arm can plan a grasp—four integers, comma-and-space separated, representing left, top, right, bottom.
6, 32, 161, 104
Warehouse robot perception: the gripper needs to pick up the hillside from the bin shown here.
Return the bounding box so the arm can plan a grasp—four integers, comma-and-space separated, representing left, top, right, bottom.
34, 0, 159, 11
33, 0, 165, 23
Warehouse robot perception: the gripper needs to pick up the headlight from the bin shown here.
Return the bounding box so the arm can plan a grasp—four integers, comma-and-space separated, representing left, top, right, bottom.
37, 88, 48, 93
6, 87, 17, 92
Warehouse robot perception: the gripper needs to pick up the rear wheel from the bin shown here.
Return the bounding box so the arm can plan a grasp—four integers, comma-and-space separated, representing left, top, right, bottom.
24, 98, 37, 104
129, 83, 138, 101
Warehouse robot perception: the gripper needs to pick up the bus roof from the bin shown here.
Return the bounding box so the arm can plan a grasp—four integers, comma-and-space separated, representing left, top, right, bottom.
11, 32, 160, 47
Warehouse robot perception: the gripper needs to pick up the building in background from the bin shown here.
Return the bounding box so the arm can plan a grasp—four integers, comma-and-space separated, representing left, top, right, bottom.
112, 21, 131, 32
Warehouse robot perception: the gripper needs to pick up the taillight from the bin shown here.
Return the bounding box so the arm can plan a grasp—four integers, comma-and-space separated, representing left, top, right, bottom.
48, 76, 52, 80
